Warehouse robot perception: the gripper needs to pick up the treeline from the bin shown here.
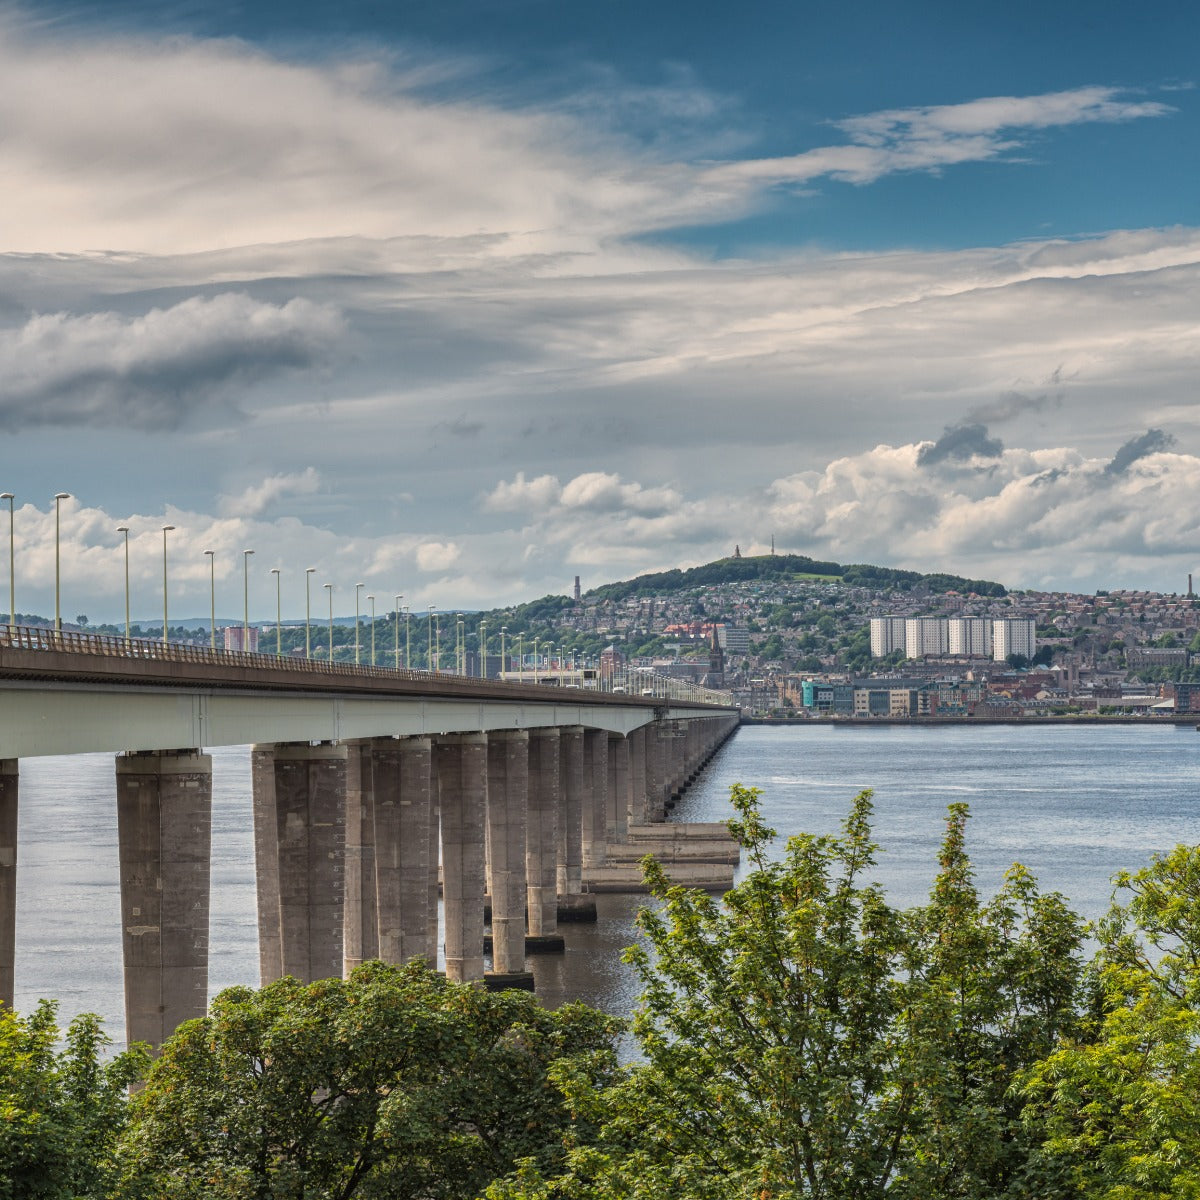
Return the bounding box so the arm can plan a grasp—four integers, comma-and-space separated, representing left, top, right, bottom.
6, 786, 1199, 1198
588, 554, 1006, 602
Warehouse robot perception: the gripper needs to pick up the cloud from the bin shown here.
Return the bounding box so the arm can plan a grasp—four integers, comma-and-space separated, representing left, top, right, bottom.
218, 468, 321, 518
0, 294, 344, 431
706, 86, 1172, 189
415, 541, 461, 571
1104, 428, 1177, 475
917, 423, 1004, 468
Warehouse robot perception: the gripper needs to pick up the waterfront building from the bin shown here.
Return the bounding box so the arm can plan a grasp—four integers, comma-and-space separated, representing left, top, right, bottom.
869, 616, 907, 656
992, 618, 1036, 662
947, 616, 992, 657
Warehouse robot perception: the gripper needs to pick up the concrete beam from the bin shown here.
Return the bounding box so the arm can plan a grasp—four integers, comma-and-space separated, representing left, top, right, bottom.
526, 728, 560, 937
343, 742, 378, 975
557, 727, 584, 899
435, 733, 487, 984
486, 730, 530, 982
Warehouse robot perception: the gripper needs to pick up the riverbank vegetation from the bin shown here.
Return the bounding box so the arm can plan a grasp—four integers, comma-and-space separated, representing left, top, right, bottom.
5, 785, 1200, 1198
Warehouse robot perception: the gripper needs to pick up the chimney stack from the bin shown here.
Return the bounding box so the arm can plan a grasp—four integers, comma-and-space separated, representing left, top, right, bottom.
573, 575, 581, 602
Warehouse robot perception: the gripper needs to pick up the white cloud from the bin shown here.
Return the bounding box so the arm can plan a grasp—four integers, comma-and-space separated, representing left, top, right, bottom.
415, 541, 461, 572
0, 294, 344, 430
218, 468, 321, 518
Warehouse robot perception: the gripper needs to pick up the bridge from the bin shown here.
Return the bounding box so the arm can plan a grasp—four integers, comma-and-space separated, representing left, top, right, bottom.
0, 626, 739, 1049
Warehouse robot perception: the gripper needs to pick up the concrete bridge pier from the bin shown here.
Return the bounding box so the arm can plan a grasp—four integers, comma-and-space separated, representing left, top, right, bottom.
606, 733, 630, 843
116, 749, 212, 1051
253, 742, 348, 985
627, 726, 648, 825
0, 759, 17, 1011
582, 729, 608, 871
343, 742, 378, 974
645, 723, 667, 822
557, 726, 584, 901
485, 730, 532, 986
372, 736, 437, 968
434, 733, 487, 984
526, 728, 561, 947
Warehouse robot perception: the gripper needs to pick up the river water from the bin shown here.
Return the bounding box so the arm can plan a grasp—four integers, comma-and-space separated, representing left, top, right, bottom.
12, 724, 1199, 1045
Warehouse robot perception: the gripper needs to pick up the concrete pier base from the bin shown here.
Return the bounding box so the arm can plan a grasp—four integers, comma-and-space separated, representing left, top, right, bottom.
582, 729, 607, 871
483, 971, 535, 992
526, 729, 560, 938
374, 736, 436, 966
607, 733, 630, 844
116, 749, 212, 1051
255, 742, 348, 985
0, 759, 16, 1011
486, 730, 529, 977
343, 742, 377, 974
435, 733, 488, 984
557, 727, 584, 899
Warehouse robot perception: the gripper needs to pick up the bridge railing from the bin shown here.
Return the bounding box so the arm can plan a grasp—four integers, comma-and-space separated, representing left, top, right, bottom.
0, 624, 734, 706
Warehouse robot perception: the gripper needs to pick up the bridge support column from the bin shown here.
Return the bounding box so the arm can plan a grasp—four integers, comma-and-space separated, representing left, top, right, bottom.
343, 742, 378, 975
254, 743, 347, 985
606, 733, 630, 843
486, 730, 530, 983
373, 736, 436, 967
645, 723, 667, 822
526, 729, 560, 938
582, 729, 608, 870
0, 759, 16, 1011
557, 727, 584, 899
627, 726, 648, 825
116, 749, 211, 1051
434, 733, 487, 984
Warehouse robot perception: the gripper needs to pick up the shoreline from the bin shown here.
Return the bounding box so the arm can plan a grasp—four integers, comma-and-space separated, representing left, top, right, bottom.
740, 714, 1199, 727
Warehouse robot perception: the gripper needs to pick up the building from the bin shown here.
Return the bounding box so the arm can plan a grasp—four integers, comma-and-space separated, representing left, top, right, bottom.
720, 625, 751, 656
905, 617, 948, 659
992, 618, 1036, 662
223, 625, 259, 652
947, 617, 992, 658
869, 617, 907, 656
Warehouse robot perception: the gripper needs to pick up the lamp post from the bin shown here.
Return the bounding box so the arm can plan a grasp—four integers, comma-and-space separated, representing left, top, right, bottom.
116, 526, 131, 646
368, 594, 376, 666
1, 493, 13, 634
479, 620, 487, 678
500, 626, 507, 678
161, 524, 175, 646
271, 568, 281, 657
394, 594, 402, 669
517, 633, 524, 680
456, 614, 464, 675
354, 582, 364, 666
241, 549, 254, 650
404, 605, 410, 669
533, 637, 539, 681
53, 492, 70, 634
434, 611, 440, 672
305, 567, 316, 659
427, 605, 435, 672
204, 550, 215, 649
325, 583, 334, 661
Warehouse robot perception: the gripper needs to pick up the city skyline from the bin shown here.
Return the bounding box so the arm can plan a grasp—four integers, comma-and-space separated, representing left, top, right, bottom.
1, 1, 1198, 619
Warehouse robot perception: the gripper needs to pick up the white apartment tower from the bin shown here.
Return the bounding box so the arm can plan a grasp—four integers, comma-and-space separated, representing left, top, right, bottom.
992, 618, 1036, 662
905, 617, 948, 658
947, 617, 992, 657
869, 617, 908, 656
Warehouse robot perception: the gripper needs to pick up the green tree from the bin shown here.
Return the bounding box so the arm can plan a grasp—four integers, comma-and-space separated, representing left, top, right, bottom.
0, 1001, 148, 1199
1022, 844, 1200, 1198
118, 961, 618, 1200
493, 790, 1084, 1200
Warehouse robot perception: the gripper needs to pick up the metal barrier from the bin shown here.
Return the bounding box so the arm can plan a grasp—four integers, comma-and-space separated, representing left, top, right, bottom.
0, 624, 734, 707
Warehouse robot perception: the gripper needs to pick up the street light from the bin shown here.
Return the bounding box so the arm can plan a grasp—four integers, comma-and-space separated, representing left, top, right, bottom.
204, 550, 215, 649
479, 620, 487, 678
161, 525, 175, 646
305, 568, 316, 659
325, 583, 334, 661
517, 633, 524, 680
242, 550, 254, 650
271, 568, 281, 657
394, 594, 402, 669
1, 493, 13, 635
500, 626, 507, 678
434, 610, 440, 673
368, 594, 376, 666
456, 614, 464, 675
53, 492, 70, 634
404, 605, 410, 670
116, 526, 131, 646
427, 605, 435, 672
354, 582, 364, 666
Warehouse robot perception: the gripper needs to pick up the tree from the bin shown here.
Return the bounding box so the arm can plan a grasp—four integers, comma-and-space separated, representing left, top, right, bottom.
1022, 845, 1200, 1198
491, 789, 1084, 1200
0, 1001, 148, 1199
117, 960, 619, 1200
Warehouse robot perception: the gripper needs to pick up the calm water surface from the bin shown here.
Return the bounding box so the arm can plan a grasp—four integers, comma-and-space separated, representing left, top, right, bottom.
13, 724, 1200, 1044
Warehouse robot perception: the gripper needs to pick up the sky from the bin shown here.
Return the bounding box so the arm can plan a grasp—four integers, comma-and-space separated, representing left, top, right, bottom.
0, 0, 1198, 622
